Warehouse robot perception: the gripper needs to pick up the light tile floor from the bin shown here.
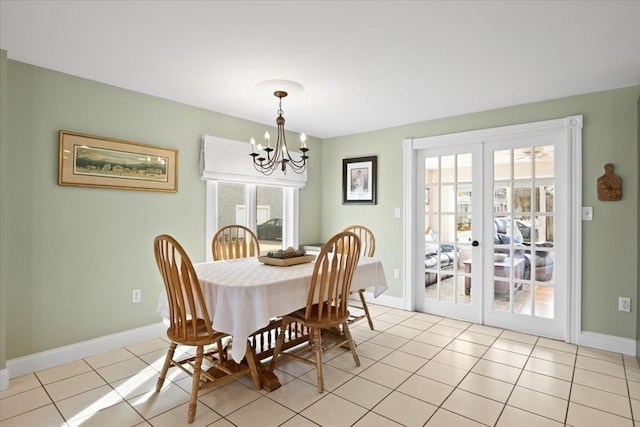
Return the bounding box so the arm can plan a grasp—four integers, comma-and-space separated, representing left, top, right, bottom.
1, 304, 639, 426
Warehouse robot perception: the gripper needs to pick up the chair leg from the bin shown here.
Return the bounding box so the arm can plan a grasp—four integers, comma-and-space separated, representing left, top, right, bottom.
156, 342, 176, 392
358, 289, 374, 330
217, 338, 227, 362
342, 322, 361, 367
188, 346, 204, 423
312, 328, 324, 393
269, 319, 289, 372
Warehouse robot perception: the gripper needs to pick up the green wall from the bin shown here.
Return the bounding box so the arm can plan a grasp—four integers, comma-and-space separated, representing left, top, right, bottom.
1, 59, 321, 359
1, 56, 637, 362
1, 51, 8, 371
321, 86, 639, 339
637, 94, 640, 356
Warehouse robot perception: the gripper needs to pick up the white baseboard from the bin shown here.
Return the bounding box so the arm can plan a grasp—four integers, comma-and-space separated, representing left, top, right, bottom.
363, 290, 405, 310
6, 322, 166, 381
0, 368, 9, 391
578, 330, 637, 356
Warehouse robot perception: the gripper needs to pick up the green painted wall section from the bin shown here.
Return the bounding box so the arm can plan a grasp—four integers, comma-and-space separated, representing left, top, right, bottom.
637, 94, 640, 356
1, 50, 8, 371
2, 57, 638, 360
3, 61, 321, 359
321, 86, 639, 339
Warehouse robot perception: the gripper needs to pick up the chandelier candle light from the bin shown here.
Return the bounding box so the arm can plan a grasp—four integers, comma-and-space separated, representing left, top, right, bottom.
250, 90, 309, 175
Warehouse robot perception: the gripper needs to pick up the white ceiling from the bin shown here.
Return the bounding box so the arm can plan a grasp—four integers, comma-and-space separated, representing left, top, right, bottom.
1, 1, 639, 139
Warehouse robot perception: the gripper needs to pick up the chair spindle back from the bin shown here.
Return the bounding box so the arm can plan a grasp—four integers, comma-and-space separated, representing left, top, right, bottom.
342, 225, 375, 257
154, 234, 215, 343
305, 231, 361, 322
212, 225, 260, 261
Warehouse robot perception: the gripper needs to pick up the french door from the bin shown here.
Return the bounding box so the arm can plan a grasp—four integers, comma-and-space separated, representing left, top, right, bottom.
408, 117, 577, 340
417, 144, 483, 323
482, 135, 567, 338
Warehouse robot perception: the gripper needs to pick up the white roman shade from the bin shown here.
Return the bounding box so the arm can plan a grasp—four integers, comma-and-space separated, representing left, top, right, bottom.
201, 135, 307, 188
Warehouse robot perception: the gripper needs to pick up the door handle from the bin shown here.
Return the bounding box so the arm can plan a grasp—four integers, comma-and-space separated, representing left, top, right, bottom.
472, 240, 479, 247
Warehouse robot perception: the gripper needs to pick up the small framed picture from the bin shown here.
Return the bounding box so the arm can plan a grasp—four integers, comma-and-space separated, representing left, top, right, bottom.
342, 156, 377, 204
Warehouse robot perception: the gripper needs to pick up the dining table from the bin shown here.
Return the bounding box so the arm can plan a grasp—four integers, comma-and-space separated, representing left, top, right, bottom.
156, 255, 387, 388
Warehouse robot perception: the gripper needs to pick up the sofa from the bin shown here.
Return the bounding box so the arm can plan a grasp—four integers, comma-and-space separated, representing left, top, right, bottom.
424, 228, 459, 286
493, 218, 554, 282
423, 219, 553, 290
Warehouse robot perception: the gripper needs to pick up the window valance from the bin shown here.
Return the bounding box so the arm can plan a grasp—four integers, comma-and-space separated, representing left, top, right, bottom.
201, 135, 307, 188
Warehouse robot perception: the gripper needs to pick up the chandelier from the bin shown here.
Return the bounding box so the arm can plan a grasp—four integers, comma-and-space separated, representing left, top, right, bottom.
249, 90, 309, 175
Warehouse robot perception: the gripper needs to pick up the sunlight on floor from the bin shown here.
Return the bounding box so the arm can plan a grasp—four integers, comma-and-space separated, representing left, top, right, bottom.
60, 350, 187, 427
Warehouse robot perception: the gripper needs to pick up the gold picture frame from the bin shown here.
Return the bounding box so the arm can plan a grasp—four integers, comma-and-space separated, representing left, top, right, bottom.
58, 131, 178, 192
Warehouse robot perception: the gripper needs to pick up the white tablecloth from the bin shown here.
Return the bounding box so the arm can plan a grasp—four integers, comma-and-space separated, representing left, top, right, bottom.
156, 256, 387, 362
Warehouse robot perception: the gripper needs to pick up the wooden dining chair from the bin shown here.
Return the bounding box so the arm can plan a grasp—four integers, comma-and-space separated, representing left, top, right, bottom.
342, 225, 376, 330
269, 231, 362, 393
212, 224, 260, 260
153, 234, 260, 423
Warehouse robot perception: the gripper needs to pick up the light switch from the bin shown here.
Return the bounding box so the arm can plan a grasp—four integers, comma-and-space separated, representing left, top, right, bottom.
582, 207, 593, 221
394, 208, 401, 218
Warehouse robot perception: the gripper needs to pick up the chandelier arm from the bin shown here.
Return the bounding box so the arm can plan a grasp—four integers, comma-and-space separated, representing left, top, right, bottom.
252, 157, 278, 175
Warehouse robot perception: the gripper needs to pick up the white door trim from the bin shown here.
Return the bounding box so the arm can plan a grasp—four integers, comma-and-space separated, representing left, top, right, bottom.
403, 115, 583, 343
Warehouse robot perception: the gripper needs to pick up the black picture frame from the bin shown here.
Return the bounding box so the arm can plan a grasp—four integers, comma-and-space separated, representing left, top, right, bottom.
342, 156, 377, 204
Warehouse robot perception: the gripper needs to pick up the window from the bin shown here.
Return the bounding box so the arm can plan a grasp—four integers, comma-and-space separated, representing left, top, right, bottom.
206, 181, 295, 257
202, 135, 306, 259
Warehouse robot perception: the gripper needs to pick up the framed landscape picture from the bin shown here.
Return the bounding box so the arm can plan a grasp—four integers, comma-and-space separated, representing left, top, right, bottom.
58, 131, 178, 192
342, 156, 377, 204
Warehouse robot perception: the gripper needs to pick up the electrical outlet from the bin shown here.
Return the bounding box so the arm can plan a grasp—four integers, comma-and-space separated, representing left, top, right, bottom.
132, 289, 142, 304
394, 268, 400, 279
618, 297, 631, 312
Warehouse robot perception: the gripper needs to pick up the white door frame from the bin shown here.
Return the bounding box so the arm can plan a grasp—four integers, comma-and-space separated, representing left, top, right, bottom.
403, 115, 583, 343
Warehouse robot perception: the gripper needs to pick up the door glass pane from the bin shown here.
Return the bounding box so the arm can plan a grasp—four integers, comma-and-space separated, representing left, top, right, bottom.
457, 186, 472, 215
429, 186, 440, 212
456, 214, 471, 238
515, 215, 533, 243
535, 285, 554, 318
441, 184, 455, 213
426, 157, 439, 183
514, 148, 532, 179
440, 214, 456, 244
536, 185, 554, 213
513, 182, 532, 214
493, 184, 509, 213
536, 145, 554, 175
424, 153, 470, 306
492, 143, 555, 319
535, 215, 554, 244
494, 149, 511, 180
458, 153, 472, 181
441, 155, 455, 182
